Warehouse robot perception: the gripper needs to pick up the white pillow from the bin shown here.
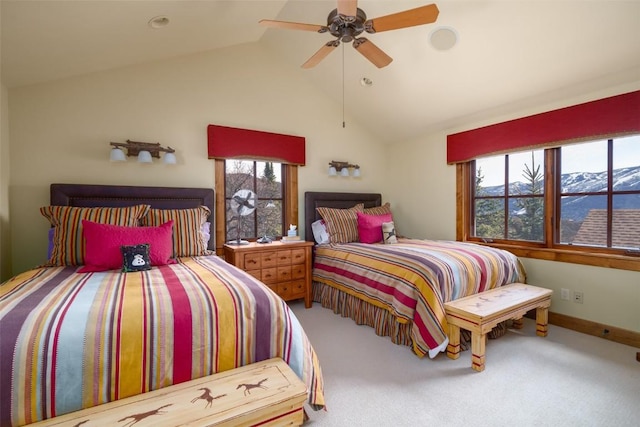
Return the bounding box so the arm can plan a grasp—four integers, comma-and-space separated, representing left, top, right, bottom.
311, 219, 330, 244
201, 221, 211, 246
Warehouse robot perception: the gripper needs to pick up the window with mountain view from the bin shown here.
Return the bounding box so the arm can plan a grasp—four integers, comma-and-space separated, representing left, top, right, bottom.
474, 149, 545, 242
465, 135, 640, 263
558, 136, 640, 249
225, 160, 283, 242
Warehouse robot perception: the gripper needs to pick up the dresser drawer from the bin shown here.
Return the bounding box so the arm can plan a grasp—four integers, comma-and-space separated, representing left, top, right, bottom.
291, 248, 306, 265
276, 249, 292, 265
278, 280, 305, 300
276, 266, 292, 282
242, 253, 261, 270
261, 251, 278, 268
291, 264, 305, 280
261, 267, 278, 284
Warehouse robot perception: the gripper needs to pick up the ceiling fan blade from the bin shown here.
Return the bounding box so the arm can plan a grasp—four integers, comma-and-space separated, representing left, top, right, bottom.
353, 38, 392, 68
302, 40, 340, 69
259, 19, 327, 33
366, 3, 439, 33
337, 0, 358, 17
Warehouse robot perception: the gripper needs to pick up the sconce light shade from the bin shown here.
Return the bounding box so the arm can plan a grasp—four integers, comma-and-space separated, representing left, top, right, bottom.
110, 140, 177, 165
328, 160, 361, 178
110, 147, 127, 162
137, 150, 153, 163
163, 152, 177, 164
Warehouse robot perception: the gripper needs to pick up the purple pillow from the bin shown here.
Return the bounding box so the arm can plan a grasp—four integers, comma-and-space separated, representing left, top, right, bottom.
357, 212, 393, 244
78, 220, 176, 272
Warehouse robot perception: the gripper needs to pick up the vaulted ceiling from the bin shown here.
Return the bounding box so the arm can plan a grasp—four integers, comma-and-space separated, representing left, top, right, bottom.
3, 1, 639, 143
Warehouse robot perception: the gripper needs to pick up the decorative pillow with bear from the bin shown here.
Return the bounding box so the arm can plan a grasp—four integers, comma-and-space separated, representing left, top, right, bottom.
79, 220, 175, 272
316, 204, 364, 244
357, 212, 393, 244
121, 244, 152, 272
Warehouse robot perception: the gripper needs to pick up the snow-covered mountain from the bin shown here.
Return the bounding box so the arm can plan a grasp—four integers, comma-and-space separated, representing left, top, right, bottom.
482, 166, 640, 221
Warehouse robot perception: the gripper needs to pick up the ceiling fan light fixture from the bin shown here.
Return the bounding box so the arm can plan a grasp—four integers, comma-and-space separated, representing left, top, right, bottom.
429, 26, 458, 51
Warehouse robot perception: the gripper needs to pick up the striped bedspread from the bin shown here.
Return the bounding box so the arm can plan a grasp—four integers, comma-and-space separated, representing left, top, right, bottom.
0, 256, 324, 427
313, 238, 526, 358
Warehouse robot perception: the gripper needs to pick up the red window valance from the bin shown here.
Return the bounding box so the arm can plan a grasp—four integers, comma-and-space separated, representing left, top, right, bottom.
446, 90, 640, 164
207, 124, 306, 165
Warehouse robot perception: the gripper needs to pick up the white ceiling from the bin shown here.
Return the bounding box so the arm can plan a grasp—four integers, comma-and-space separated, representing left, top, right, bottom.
3, 1, 640, 143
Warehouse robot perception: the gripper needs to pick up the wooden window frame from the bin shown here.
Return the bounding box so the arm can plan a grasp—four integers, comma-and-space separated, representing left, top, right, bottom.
214, 160, 298, 255
457, 147, 640, 272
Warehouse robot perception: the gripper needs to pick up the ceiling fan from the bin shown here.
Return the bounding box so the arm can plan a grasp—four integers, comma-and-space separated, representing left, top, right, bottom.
259, 0, 439, 69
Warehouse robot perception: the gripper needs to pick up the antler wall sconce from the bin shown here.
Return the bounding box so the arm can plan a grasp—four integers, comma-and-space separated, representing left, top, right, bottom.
328, 160, 361, 177
110, 139, 177, 164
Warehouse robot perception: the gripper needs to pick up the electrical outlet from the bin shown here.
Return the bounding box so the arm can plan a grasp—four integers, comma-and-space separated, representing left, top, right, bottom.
561, 288, 570, 301
573, 291, 584, 304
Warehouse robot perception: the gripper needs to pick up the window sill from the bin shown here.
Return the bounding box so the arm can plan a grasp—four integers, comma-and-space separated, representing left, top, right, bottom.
473, 242, 640, 272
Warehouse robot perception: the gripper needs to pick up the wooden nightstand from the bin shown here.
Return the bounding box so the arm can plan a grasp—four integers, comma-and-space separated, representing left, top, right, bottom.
224, 241, 314, 308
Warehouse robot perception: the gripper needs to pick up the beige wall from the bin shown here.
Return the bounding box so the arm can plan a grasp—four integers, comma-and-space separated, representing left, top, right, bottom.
8, 43, 388, 275
1, 83, 10, 282
1, 1, 11, 281
386, 82, 640, 334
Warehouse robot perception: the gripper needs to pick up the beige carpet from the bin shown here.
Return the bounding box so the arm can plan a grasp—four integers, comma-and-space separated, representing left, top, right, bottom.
291, 301, 640, 427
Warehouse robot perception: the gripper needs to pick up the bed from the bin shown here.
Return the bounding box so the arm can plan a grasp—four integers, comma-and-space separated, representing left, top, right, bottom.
304, 191, 526, 359
0, 184, 324, 427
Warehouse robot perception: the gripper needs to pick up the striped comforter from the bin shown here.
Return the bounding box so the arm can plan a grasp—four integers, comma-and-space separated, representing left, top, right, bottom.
313, 238, 526, 358
0, 256, 324, 427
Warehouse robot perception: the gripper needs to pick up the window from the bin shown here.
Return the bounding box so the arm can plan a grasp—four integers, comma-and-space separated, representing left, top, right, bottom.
459, 135, 640, 271
224, 160, 284, 242
474, 149, 545, 242
214, 159, 299, 254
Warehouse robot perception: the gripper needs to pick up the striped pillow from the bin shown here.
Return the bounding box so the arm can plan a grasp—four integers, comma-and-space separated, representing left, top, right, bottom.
40, 204, 151, 266
364, 202, 392, 216
142, 206, 211, 257
316, 204, 364, 244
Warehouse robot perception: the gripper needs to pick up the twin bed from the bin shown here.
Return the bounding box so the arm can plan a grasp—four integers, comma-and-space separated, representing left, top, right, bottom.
304, 191, 526, 359
0, 184, 324, 427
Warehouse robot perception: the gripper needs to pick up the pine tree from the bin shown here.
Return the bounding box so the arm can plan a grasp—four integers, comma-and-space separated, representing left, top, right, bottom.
512, 152, 544, 241
475, 167, 505, 239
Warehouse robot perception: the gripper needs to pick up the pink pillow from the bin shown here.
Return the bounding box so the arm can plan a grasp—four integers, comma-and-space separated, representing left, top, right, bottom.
357, 212, 393, 244
79, 220, 176, 272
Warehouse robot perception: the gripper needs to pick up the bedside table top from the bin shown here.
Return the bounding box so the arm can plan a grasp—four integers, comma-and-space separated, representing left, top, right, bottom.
223, 240, 313, 252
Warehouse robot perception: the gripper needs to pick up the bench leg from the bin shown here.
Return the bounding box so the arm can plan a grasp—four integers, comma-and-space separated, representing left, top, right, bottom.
536, 306, 549, 337
446, 324, 461, 359
511, 317, 524, 329
471, 332, 486, 372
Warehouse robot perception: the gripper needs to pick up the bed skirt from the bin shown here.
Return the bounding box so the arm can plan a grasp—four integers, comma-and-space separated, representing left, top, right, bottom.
312, 281, 507, 354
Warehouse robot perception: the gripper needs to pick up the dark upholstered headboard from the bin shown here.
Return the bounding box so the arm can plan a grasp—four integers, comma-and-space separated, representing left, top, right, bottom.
304, 192, 382, 242
50, 183, 215, 250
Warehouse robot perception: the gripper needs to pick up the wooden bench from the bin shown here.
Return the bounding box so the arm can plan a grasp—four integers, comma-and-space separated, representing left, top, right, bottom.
30, 358, 307, 427
445, 283, 553, 372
